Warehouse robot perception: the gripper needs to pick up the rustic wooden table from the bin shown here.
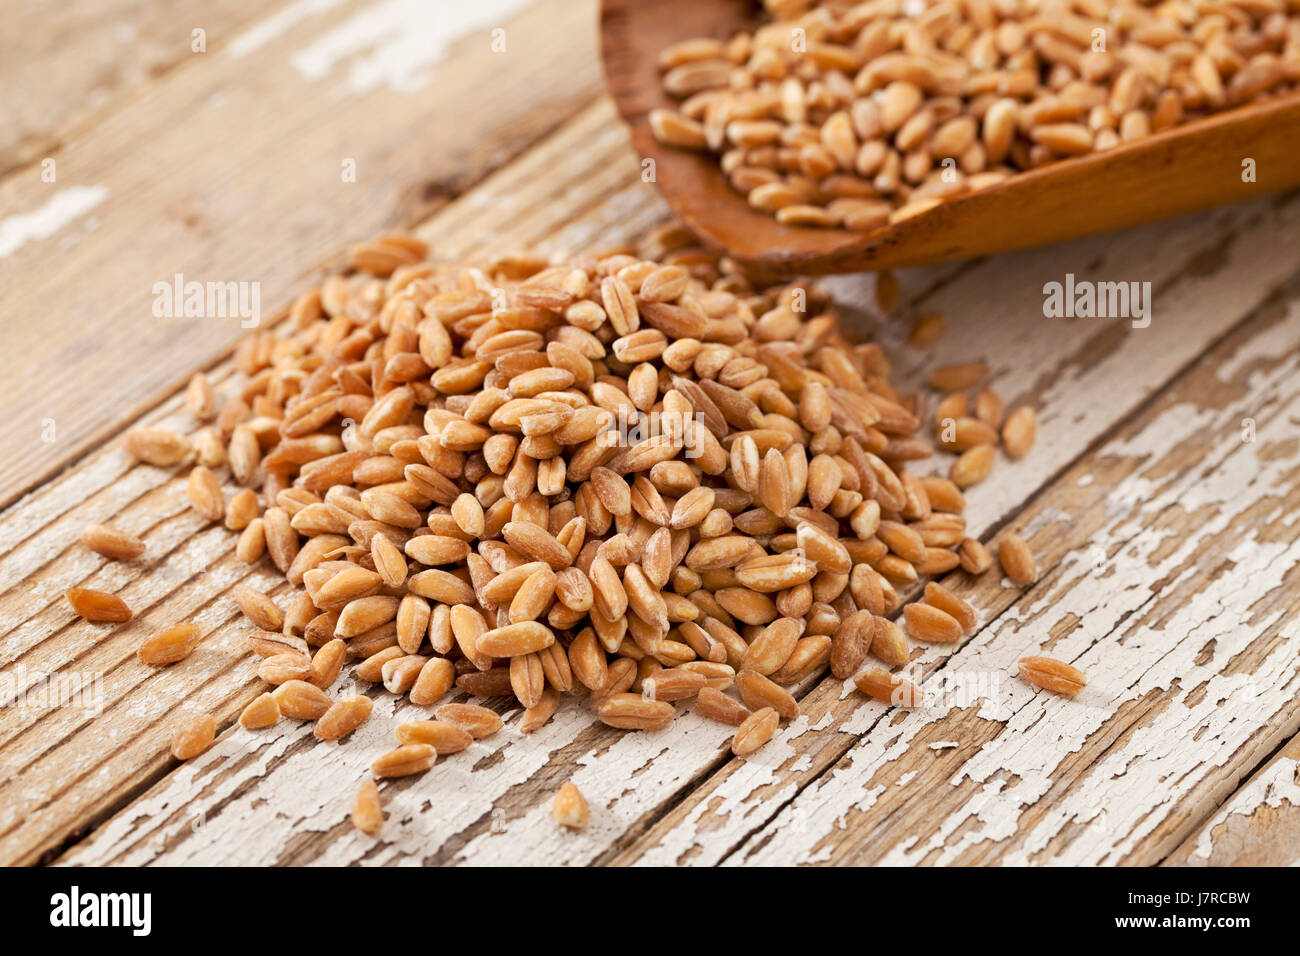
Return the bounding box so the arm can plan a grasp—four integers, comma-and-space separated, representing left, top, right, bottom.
3, 0, 1298, 867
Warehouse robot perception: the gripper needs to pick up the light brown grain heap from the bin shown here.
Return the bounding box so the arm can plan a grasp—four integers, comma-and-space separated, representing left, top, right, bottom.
102, 223, 1076, 820
650, 0, 1300, 229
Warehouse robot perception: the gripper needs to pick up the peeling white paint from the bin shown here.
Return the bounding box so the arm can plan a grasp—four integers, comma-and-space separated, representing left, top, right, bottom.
289, 0, 534, 95
229, 0, 349, 57
0, 186, 109, 259
8, 141, 1300, 868
726, 300, 1300, 867
1189, 755, 1300, 863
55, 213, 1300, 866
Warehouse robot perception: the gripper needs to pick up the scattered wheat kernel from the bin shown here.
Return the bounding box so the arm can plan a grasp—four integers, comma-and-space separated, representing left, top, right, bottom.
1018, 656, 1086, 696
88, 227, 1086, 827
552, 781, 590, 830
999, 532, 1038, 586
352, 779, 384, 835
81, 524, 146, 561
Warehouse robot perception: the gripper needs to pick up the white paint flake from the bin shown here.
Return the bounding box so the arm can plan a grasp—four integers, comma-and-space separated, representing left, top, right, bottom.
229, 0, 349, 57
1190, 756, 1300, 863
724, 299, 1300, 867
289, 0, 535, 95
14, 153, 1300, 870
0, 186, 109, 259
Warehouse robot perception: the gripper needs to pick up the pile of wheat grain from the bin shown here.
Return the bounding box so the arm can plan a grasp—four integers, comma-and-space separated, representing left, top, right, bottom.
650, 0, 1300, 229
73, 224, 1081, 836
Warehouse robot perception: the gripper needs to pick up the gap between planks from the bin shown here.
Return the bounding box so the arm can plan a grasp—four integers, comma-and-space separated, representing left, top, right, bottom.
0, 97, 924, 865
10, 69, 1300, 858
1163, 734, 1300, 866
54, 184, 1300, 864
632, 277, 1300, 867
0, 0, 601, 508
0, 98, 673, 865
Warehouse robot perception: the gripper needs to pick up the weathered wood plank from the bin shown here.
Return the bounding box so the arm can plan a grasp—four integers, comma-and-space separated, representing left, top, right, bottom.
1164, 735, 1300, 867
626, 280, 1300, 866
0, 0, 280, 176
3, 100, 946, 867
58, 180, 1300, 863
0, 100, 670, 866
0, 399, 286, 864
0, 0, 601, 508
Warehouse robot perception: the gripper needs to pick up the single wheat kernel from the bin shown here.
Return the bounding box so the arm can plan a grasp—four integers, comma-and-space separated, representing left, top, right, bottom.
171, 714, 216, 760
999, 532, 1038, 586
552, 781, 590, 830
81, 524, 146, 561
1018, 656, 1086, 696
352, 779, 383, 835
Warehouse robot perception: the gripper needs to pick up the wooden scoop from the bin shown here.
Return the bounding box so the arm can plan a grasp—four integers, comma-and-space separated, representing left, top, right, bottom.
601, 0, 1300, 278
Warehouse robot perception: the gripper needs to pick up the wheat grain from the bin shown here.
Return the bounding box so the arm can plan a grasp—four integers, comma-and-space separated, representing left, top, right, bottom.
929, 362, 989, 393
957, 537, 994, 575
696, 686, 752, 725
186, 465, 224, 521
236, 518, 266, 563
395, 720, 473, 754
597, 693, 675, 730
233, 584, 283, 631
731, 706, 779, 757
1018, 656, 1086, 696
66, 588, 132, 623
854, 668, 922, 708
735, 670, 799, 719
171, 714, 216, 760
310, 638, 347, 689
258, 652, 314, 685
314, 696, 373, 741
137, 623, 201, 666
239, 693, 281, 730
352, 779, 384, 835
950, 444, 996, 488
225, 489, 260, 530
272, 680, 332, 720
371, 744, 436, 778
903, 602, 964, 643
124, 427, 189, 466
552, 781, 590, 830
869, 617, 910, 668
907, 312, 946, 348
742, 617, 800, 675
435, 703, 503, 738
999, 532, 1038, 586
247, 630, 307, 658
649, 1, 1300, 228
921, 581, 977, 634
185, 372, 216, 420
1002, 406, 1037, 458
97, 226, 1069, 831
81, 524, 146, 561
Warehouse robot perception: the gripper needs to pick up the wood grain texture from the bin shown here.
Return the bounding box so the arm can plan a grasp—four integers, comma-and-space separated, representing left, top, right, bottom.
622, 277, 1300, 866
1, 99, 665, 867
6, 0, 1299, 865
601, 0, 1300, 277
50, 135, 1300, 865
0, 0, 601, 510
1165, 735, 1300, 867
0, 0, 276, 176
